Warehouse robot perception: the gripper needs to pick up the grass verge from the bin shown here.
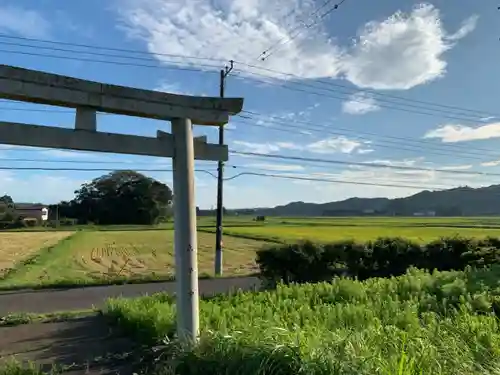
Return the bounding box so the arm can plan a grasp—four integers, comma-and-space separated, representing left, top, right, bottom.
0, 309, 96, 327
103, 265, 500, 374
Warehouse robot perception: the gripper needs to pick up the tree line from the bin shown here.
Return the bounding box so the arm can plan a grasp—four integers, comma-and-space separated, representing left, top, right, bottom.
52, 170, 173, 225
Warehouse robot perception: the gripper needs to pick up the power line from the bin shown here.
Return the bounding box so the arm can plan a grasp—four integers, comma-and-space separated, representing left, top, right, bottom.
0, 156, 473, 188
2, 32, 497, 122
235, 114, 499, 160
0, 156, 460, 189
1, 38, 497, 123
230, 150, 500, 177
0, 39, 220, 69
259, 0, 349, 61
0, 48, 221, 74
224, 171, 447, 191
236, 62, 498, 119
225, 164, 460, 189
0, 34, 224, 63
238, 109, 500, 156
0, 164, 462, 191
235, 73, 490, 124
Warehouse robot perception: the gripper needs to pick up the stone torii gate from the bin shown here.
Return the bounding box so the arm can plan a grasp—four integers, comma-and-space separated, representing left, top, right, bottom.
0, 65, 244, 342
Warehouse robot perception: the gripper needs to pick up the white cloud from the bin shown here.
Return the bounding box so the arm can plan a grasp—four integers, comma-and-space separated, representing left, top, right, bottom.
357, 148, 375, 155
448, 14, 479, 41
0, 5, 51, 38
233, 136, 372, 155
307, 136, 363, 154
424, 123, 500, 143
341, 5, 478, 90
481, 160, 500, 167
118, 1, 477, 90
439, 164, 473, 171
232, 140, 282, 154
40, 150, 97, 159
342, 93, 380, 115
154, 82, 193, 96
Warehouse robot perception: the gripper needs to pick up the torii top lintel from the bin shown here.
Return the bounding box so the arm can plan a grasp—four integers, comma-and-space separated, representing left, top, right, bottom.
0, 65, 243, 125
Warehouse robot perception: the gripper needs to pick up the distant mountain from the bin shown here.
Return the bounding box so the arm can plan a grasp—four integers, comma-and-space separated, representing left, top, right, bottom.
231, 185, 500, 217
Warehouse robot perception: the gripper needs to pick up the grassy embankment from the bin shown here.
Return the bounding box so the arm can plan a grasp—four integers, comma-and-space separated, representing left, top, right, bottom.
103, 265, 500, 374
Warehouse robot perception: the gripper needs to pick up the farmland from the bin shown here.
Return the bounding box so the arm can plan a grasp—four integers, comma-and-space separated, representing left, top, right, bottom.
0, 229, 265, 289
0, 232, 73, 278
217, 216, 500, 243
1, 216, 500, 290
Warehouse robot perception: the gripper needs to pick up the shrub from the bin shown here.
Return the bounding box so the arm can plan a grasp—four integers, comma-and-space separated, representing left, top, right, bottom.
256, 237, 500, 286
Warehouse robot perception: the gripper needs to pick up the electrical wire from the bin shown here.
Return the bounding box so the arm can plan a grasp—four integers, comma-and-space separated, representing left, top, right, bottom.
224, 171, 447, 191
235, 73, 490, 124
236, 62, 498, 119
1, 30, 497, 122
2, 38, 500, 165
0, 164, 459, 191
0, 156, 480, 189
1, 38, 497, 124
0, 48, 221, 74
238, 109, 500, 155
259, 0, 349, 61
230, 150, 500, 177
0, 33, 225, 63
234, 114, 500, 160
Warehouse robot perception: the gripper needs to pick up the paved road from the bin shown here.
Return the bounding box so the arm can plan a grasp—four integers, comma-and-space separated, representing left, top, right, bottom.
0, 277, 261, 315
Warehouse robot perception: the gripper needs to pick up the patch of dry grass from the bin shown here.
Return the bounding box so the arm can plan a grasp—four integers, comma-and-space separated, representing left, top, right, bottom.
0, 232, 73, 278
0, 230, 267, 288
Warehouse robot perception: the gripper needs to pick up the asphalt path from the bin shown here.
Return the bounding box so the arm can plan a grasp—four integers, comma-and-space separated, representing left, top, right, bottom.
0, 276, 261, 315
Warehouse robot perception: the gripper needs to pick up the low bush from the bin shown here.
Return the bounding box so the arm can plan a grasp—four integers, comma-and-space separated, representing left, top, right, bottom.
256, 236, 500, 286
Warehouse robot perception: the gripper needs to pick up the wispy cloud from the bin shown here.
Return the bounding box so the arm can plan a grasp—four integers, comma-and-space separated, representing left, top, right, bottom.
307, 136, 365, 154
154, 82, 196, 96
233, 136, 371, 155
439, 164, 473, 171
232, 140, 284, 154
424, 123, 500, 143
244, 163, 304, 172
0, 5, 51, 38
342, 93, 380, 115
41, 150, 97, 159
119, 2, 477, 90
481, 160, 500, 167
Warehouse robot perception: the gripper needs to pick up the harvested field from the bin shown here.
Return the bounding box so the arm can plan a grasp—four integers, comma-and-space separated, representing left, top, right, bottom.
0, 232, 73, 278
0, 230, 268, 289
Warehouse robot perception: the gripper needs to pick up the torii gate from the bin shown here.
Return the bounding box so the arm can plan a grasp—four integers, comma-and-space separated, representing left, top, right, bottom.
0, 64, 244, 342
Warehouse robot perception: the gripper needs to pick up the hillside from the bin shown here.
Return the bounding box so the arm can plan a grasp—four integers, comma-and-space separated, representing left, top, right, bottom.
239, 185, 500, 217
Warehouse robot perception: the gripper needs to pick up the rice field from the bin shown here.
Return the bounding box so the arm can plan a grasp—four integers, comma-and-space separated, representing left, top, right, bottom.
0, 230, 267, 289
220, 217, 500, 243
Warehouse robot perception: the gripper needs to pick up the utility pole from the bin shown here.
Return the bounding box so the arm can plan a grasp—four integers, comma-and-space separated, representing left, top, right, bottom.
215, 60, 234, 276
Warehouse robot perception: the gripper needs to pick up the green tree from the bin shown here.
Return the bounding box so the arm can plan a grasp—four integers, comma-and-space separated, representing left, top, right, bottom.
0, 195, 13, 204
72, 170, 173, 225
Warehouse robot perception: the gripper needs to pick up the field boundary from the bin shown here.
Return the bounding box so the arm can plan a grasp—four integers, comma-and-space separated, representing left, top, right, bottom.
198, 228, 286, 244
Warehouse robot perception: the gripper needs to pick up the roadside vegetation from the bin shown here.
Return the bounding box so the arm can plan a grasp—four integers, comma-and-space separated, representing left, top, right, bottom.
104, 266, 500, 374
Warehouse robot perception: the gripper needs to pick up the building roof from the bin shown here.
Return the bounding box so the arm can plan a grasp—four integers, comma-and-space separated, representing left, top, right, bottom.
13, 203, 48, 209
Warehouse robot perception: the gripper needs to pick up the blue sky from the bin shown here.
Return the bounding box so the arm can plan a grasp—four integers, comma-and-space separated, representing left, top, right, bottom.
0, 0, 499, 208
